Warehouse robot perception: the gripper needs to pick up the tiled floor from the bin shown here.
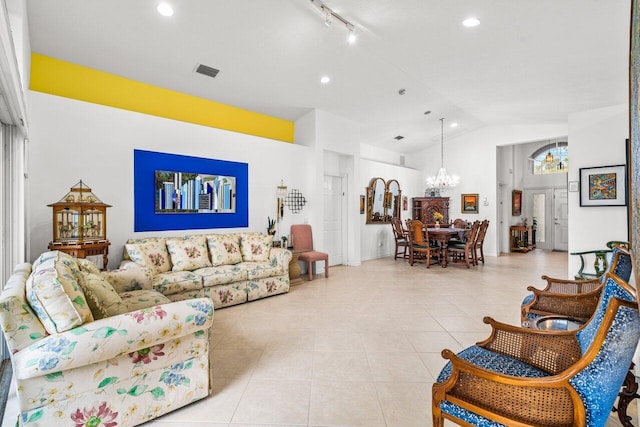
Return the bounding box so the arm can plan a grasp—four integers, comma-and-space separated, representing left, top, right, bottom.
2, 250, 636, 426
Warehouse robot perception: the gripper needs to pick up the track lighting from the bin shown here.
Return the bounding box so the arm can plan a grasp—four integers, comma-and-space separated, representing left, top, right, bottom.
310, 0, 356, 43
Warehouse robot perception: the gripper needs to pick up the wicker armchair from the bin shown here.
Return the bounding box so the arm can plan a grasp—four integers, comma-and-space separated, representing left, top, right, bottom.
433, 272, 640, 427
520, 245, 632, 325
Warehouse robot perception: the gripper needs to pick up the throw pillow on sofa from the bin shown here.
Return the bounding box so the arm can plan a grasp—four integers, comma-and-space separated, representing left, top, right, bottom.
166, 235, 212, 272
77, 271, 129, 319
207, 234, 243, 266
240, 234, 273, 262
125, 240, 172, 273
77, 258, 102, 275
26, 259, 94, 334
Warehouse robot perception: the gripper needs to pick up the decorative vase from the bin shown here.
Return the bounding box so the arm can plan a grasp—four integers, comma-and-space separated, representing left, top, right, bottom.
435, 222, 440, 229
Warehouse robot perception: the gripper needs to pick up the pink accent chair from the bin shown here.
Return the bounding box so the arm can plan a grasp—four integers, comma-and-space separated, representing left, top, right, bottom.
291, 224, 329, 281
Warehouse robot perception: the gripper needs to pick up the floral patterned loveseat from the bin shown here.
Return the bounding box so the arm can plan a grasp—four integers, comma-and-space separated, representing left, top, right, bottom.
0, 251, 214, 426
119, 232, 292, 309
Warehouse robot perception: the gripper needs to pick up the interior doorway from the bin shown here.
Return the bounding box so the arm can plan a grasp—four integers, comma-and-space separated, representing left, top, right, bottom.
323, 174, 345, 266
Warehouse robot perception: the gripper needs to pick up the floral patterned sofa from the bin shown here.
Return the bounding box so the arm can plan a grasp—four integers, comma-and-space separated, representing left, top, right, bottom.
118, 232, 292, 309
0, 251, 214, 426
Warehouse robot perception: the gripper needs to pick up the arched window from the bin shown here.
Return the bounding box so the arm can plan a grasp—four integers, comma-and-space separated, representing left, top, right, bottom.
531, 142, 568, 175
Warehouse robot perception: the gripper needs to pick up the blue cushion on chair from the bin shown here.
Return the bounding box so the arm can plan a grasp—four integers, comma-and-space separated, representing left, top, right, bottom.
521, 293, 534, 305
440, 401, 507, 427
436, 346, 549, 383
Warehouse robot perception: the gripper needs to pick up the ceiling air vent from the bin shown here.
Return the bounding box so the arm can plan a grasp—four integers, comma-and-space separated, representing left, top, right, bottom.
195, 63, 220, 78
394, 135, 404, 141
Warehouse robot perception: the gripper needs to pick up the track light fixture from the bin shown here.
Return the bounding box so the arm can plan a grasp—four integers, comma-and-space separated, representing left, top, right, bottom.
310, 0, 356, 43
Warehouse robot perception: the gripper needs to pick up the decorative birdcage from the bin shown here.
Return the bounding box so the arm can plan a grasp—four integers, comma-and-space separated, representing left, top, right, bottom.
48, 180, 111, 244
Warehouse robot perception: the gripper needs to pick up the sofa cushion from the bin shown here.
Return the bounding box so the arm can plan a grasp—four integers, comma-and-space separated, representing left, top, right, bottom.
166, 236, 212, 272
125, 240, 172, 273
236, 262, 285, 280
26, 259, 94, 334
101, 265, 153, 293
240, 234, 272, 262
152, 271, 203, 296
77, 272, 129, 319
122, 237, 167, 261
120, 290, 171, 311
195, 265, 248, 287
206, 234, 242, 266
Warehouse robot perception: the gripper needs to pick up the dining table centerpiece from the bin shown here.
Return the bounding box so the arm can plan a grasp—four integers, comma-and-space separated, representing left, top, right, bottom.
433, 211, 444, 229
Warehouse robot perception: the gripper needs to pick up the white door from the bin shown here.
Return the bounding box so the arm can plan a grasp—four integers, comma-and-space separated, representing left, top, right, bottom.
323, 175, 343, 266
553, 188, 569, 251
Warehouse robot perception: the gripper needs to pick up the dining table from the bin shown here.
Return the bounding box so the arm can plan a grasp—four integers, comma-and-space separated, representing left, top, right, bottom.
426, 227, 468, 267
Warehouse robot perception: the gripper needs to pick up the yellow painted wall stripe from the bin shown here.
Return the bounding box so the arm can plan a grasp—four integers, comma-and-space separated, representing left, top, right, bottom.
30, 53, 294, 143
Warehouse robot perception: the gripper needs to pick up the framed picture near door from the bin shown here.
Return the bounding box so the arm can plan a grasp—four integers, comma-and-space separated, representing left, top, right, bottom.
461, 193, 479, 213
512, 190, 522, 216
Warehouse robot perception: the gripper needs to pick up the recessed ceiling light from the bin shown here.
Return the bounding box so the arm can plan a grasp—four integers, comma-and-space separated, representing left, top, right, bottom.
450, 122, 459, 128
347, 31, 356, 44
320, 76, 331, 84
157, 3, 174, 17
462, 17, 480, 27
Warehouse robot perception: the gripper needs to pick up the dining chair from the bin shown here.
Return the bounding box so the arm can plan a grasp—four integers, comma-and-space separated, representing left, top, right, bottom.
390, 217, 409, 260
452, 218, 467, 229
433, 272, 640, 427
447, 220, 480, 268
407, 219, 440, 268
291, 224, 329, 280
472, 219, 489, 264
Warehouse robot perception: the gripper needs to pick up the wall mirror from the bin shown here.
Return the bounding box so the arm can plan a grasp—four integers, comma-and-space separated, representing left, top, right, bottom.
366, 177, 402, 224
366, 177, 386, 223
385, 179, 402, 222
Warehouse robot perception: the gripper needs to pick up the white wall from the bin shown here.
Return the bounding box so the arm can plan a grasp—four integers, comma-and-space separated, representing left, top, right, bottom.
358, 158, 422, 261
28, 91, 310, 268
567, 104, 629, 274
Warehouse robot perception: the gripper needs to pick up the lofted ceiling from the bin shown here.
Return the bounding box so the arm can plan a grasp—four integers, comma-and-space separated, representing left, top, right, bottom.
26, 0, 631, 154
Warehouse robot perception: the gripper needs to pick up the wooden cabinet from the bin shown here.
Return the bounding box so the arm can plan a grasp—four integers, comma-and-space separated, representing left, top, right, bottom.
510, 226, 536, 252
411, 197, 450, 226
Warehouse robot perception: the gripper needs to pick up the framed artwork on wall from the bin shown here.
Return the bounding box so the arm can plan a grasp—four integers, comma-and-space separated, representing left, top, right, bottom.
512, 189, 522, 216
461, 193, 479, 214
134, 149, 249, 232
579, 164, 627, 207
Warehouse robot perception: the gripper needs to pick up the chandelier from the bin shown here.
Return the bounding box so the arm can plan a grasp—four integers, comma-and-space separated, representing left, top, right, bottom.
426, 117, 459, 193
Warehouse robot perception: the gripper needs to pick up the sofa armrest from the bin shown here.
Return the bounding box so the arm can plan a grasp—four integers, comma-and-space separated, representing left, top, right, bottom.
103, 264, 154, 293
270, 247, 292, 272
13, 297, 214, 380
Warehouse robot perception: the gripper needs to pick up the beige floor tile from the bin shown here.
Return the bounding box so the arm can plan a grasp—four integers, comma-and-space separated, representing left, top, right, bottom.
375, 381, 432, 427
313, 351, 373, 381
232, 379, 311, 425
404, 331, 464, 353
309, 380, 386, 426
252, 350, 314, 381
360, 331, 415, 353
366, 351, 432, 382
314, 331, 365, 352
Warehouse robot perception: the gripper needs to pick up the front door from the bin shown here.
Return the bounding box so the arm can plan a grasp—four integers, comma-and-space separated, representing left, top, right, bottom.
553, 188, 569, 251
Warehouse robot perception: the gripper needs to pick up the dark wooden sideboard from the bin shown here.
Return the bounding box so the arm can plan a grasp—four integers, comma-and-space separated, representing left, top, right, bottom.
411, 197, 450, 226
